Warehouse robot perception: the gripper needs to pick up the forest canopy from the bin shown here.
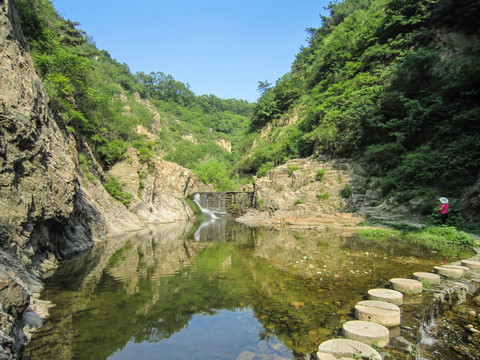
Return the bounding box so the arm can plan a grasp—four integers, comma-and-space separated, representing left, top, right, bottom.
239, 0, 480, 204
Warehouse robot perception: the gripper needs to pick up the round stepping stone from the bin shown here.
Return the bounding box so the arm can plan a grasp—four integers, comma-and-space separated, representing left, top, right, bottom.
443, 264, 470, 275
355, 300, 401, 327
389, 278, 423, 294
413, 272, 441, 285
317, 339, 381, 360
461, 259, 480, 270
434, 266, 464, 278
368, 288, 403, 305
342, 320, 389, 348
315, 353, 336, 360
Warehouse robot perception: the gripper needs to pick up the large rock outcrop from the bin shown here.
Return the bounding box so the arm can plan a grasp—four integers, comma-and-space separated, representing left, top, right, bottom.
0, 1, 210, 357
237, 158, 365, 227
108, 148, 214, 223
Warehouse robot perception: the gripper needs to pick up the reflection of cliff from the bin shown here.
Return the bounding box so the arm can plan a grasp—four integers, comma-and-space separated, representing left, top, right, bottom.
23, 221, 206, 359
24, 221, 256, 359
24, 221, 451, 359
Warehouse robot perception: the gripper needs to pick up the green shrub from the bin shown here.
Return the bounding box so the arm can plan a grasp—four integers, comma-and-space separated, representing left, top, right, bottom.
103, 175, 132, 206
295, 198, 305, 205
340, 184, 352, 198
288, 164, 299, 176
315, 168, 326, 181
317, 191, 330, 200
78, 153, 95, 181
256, 161, 275, 178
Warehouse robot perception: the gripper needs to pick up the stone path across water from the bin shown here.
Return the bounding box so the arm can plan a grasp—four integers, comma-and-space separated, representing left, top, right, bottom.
315, 239, 480, 359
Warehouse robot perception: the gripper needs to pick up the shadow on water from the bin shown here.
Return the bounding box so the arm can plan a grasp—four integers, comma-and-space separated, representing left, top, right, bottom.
23, 220, 465, 360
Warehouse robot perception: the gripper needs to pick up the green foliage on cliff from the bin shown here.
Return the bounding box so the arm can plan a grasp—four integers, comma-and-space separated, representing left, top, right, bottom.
103, 175, 132, 206
17, 0, 480, 203
17, 0, 252, 190
238, 0, 480, 204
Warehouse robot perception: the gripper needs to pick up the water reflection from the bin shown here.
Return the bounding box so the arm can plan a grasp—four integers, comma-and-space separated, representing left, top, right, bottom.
24, 220, 455, 359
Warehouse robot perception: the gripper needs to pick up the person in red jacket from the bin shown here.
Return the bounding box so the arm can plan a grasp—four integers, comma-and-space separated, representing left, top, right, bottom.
438, 197, 449, 225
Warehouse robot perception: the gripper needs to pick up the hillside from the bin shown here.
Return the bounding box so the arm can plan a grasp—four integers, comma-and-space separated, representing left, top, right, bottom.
16, 0, 253, 192
238, 0, 480, 225
13, 0, 480, 226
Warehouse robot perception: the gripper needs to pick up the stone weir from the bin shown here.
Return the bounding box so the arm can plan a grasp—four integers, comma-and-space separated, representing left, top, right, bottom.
193, 192, 254, 215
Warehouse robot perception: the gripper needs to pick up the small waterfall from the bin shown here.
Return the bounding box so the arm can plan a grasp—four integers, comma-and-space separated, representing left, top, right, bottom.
193, 191, 254, 218
193, 193, 227, 219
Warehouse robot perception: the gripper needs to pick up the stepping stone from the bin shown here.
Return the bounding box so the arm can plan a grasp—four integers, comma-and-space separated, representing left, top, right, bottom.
342, 320, 389, 348
461, 259, 480, 270
368, 288, 403, 305
355, 300, 401, 327
389, 278, 423, 294
316, 353, 337, 360
413, 272, 441, 285
434, 266, 464, 278
317, 339, 381, 360
442, 264, 470, 275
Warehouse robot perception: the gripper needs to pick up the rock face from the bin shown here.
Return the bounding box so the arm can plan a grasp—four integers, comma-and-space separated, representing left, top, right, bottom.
216, 139, 232, 153
108, 148, 214, 223
461, 177, 480, 225
0, 2, 211, 357
237, 158, 366, 227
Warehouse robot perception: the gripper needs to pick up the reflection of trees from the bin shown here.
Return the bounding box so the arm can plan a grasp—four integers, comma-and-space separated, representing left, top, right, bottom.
24, 221, 258, 359
24, 223, 444, 359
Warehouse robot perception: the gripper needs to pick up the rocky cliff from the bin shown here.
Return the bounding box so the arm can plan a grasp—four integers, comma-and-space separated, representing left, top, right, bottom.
237, 157, 434, 228
0, 1, 210, 357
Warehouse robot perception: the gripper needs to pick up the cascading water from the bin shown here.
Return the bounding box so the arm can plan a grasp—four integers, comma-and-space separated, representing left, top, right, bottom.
193, 191, 255, 219
193, 193, 228, 219
192, 191, 255, 241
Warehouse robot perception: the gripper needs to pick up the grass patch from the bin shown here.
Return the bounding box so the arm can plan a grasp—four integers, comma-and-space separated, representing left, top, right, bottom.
358, 226, 476, 257
409, 226, 476, 248
186, 198, 204, 218
358, 228, 401, 242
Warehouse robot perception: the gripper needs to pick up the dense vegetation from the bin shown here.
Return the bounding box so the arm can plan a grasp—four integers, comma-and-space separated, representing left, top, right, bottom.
238, 0, 480, 210
16, 0, 480, 218
17, 0, 252, 190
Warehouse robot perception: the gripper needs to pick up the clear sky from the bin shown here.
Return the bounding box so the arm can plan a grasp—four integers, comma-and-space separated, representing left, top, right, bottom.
51, 1, 330, 102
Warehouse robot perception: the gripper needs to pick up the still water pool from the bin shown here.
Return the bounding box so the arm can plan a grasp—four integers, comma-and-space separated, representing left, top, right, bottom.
23, 219, 457, 359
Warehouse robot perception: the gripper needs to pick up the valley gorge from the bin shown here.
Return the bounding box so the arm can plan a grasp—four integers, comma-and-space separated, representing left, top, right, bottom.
1, 0, 480, 358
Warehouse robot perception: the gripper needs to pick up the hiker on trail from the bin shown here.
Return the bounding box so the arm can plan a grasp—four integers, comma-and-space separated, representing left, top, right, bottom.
438, 197, 449, 225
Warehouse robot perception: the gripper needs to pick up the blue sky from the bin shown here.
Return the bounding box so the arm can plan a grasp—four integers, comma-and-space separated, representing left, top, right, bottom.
52, 1, 330, 102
